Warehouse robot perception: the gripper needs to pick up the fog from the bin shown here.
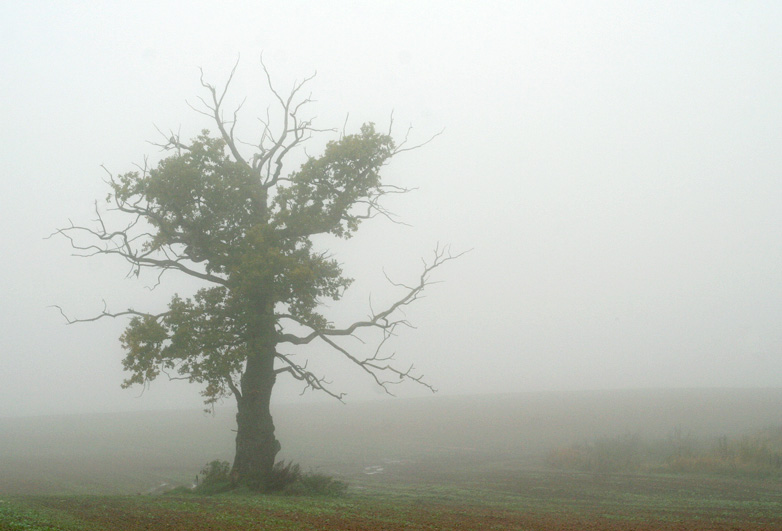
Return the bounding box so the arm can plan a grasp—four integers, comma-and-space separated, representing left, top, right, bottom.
3, 388, 782, 495
1, 2, 781, 419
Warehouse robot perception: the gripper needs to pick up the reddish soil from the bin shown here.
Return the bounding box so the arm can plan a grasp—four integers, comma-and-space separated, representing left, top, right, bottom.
19, 495, 782, 531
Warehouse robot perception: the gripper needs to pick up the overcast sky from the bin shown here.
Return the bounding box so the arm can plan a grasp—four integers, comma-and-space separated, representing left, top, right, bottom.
1, 1, 781, 417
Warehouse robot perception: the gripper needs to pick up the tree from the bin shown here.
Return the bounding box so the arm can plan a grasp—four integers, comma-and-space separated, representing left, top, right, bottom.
53, 62, 462, 489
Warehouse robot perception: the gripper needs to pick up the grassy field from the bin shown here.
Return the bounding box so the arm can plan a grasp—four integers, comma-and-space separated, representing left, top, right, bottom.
1, 389, 781, 529
1, 466, 780, 530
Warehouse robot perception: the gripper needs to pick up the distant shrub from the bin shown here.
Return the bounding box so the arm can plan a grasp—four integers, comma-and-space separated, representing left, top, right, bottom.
286, 471, 348, 496
267, 460, 347, 496
546, 426, 782, 478
723, 427, 782, 475
546, 434, 643, 474
194, 460, 232, 494
186, 459, 347, 495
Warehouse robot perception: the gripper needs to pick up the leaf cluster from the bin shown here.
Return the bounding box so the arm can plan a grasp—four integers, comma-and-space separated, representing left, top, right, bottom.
272, 123, 395, 239
120, 287, 246, 405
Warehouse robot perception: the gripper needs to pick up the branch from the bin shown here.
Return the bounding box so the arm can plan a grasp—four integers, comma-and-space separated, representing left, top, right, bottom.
51, 223, 227, 286
274, 352, 345, 400
392, 126, 445, 156
49, 197, 228, 287
353, 184, 417, 226
50, 301, 168, 325
279, 244, 469, 345
277, 245, 469, 396
195, 58, 252, 169
316, 332, 435, 396
190, 57, 325, 189
255, 56, 326, 188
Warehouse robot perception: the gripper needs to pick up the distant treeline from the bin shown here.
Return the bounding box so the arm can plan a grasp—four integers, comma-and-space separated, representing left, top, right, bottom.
546, 426, 782, 477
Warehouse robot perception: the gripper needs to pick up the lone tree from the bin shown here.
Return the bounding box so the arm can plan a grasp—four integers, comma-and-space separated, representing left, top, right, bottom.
53, 62, 461, 489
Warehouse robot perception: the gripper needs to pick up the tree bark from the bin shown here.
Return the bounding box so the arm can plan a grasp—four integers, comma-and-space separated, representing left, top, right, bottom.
231, 329, 281, 489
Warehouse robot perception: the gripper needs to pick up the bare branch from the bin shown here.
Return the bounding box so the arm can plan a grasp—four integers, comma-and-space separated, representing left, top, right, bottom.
195, 59, 252, 169
50, 301, 167, 325
341, 112, 350, 139
50, 186, 229, 287
148, 125, 189, 153
275, 245, 468, 397
279, 245, 469, 346
51, 220, 228, 286
314, 331, 435, 396
353, 184, 417, 226
275, 352, 345, 401
253, 57, 325, 188
393, 127, 445, 156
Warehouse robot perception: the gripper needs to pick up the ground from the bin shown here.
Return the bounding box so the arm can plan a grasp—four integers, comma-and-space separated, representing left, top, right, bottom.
3, 391, 781, 529
1, 465, 780, 530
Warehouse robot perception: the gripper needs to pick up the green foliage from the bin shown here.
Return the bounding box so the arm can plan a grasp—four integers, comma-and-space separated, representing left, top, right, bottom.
272, 123, 394, 239
266, 460, 301, 492
192, 460, 232, 494
285, 471, 348, 496
186, 459, 347, 497
264, 461, 347, 496
111, 133, 262, 274
120, 288, 247, 407
200, 460, 231, 484
110, 121, 397, 405
0, 506, 52, 531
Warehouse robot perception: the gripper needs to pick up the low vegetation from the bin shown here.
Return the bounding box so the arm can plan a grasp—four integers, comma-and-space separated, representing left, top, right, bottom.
546, 425, 782, 477
2, 467, 781, 530
265, 461, 348, 496
172, 460, 348, 497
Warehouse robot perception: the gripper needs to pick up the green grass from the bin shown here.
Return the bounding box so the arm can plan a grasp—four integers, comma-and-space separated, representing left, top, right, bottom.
2, 469, 781, 530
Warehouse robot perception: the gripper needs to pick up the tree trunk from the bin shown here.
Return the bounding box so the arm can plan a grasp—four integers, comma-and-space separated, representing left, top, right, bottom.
231, 342, 281, 489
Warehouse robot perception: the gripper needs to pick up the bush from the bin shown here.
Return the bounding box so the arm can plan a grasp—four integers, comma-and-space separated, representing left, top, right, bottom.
200, 460, 231, 483
266, 460, 302, 492
194, 460, 232, 494
286, 471, 348, 496
268, 460, 347, 496
187, 459, 347, 496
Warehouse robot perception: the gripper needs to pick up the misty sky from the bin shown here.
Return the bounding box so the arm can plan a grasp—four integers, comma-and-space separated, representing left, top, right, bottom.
1, 1, 780, 418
